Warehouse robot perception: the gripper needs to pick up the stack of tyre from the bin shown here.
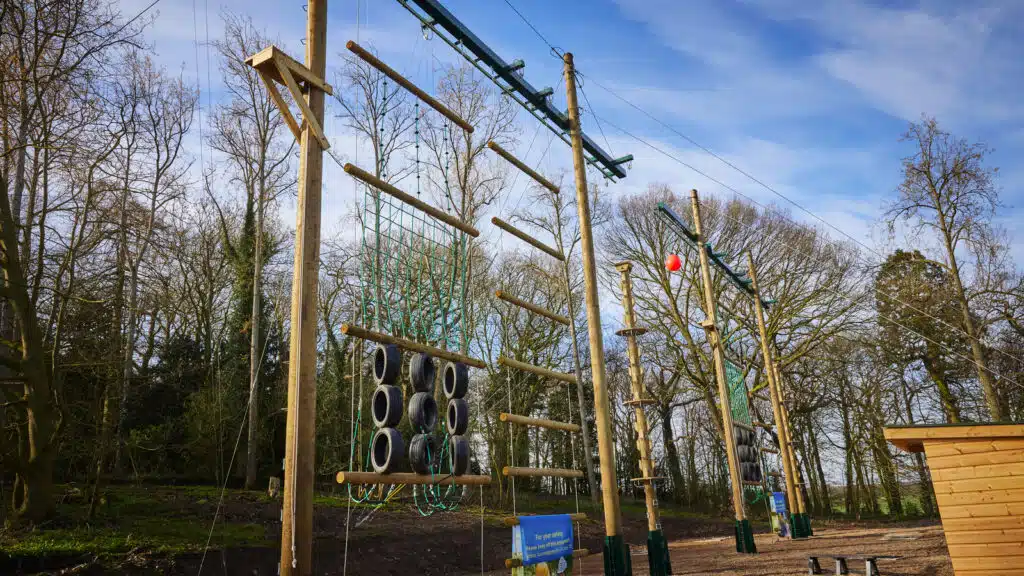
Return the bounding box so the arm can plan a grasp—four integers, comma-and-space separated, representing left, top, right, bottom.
734, 425, 762, 484
368, 343, 470, 476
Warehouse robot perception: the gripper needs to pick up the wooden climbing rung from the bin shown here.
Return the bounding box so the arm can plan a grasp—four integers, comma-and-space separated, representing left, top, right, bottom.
495, 290, 569, 326
615, 327, 648, 337
344, 164, 480, 237
752, 421, 773, 429
341, 323, 486, 368
506, 549, 589, 569
503, 513, 586, 526
500, 413, 580, 433
630, 476, 665, 483
733, 421, 755, 432
503, 466, 583, 479
624, 398, 657, 406
767, 471, 783, 477
747, 391, 770, 402
491, 217, 565, 261
335, 471, 492, 485
487, 141, 559, 194
346, 41, 473, 133
498, 355, 577, 384
742, 480, 763, 487
760, 447, 780, 454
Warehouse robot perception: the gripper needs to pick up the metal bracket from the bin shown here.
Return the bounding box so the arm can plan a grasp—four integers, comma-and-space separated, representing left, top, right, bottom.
245, 45, 333, 149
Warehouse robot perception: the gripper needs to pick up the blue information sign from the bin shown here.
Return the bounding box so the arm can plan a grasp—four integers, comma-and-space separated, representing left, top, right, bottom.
771, 491, 787, 515
516, 514, 574, 566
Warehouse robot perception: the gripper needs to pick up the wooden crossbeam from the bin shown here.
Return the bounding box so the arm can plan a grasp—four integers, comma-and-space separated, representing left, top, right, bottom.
760, 447, 780, 454
500, 412, 580, 433
487, 141, 559, 193
503, 466, 583, 479
336, 471, 492, 485
341, 323, 486, 368
503, 513, 586, 527
491, 217, 564, 261
346, 41, 473, 133
498, 355, 577, 384
505, 549, 589, 569
245, 45, 333, 150
495, 290, 569, 326
344, 164, 480, 237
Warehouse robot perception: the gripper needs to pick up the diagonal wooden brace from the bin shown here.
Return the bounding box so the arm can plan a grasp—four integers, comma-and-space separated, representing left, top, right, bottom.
246, 45, 333, 150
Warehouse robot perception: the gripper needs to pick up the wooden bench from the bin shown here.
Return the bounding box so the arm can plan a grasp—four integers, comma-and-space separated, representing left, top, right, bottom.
808, 554, 900, 576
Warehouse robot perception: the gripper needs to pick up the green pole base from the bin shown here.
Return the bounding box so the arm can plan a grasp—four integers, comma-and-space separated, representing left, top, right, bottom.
734, 519, 757, 554
801, 512, 813, 536
603, 534, 633, 576
646, 529, 673, 576
789, 513, 806, 538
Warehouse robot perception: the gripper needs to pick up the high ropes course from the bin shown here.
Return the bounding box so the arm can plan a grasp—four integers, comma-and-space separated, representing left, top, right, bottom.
244, 0, 814, 574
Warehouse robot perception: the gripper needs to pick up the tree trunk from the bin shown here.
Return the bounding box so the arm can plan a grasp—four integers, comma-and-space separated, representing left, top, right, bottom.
659, 405, 686, 503
922, 354, 961, 423
245, 187, 265, 491
807, 421, 831, 515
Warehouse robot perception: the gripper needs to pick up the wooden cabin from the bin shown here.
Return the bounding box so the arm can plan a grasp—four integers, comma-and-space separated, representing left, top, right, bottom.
884, 423, 1024, 575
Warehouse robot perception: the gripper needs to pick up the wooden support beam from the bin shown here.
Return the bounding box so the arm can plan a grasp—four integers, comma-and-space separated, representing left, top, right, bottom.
732, 421, 754, 433
752, 421, 773, 429
630, 476, 665, 483
498, 355, 577, 384
487, 141, 559, 193
624, 398, 657, 407
344, 164, 480, 237
503, 466, 583, 479
495, 290, 569, 326
246, 45, 332, 151
491, 217, 564, 261
346, 41, 473, 133
336, 471, 492, 486
503, 513, 587, 527
760, 447, 780, 454
505, 549, 590, 569
341, 323, 486, 369
500, 412, 581, 433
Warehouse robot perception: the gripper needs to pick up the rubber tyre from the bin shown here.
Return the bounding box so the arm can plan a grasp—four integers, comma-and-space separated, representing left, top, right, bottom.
408, 433, 439, 475
443, 361, 469, 399
408, 391, 438, 431
449, 435, 470, 476
409, 352, 436, 393
371, 385, 403, 428
371, 427, 405, 474
446, 398, 469, 436
373, 344, 402, 386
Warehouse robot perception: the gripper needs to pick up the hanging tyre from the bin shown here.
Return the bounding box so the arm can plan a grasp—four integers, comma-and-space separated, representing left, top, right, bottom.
408, 391, 438, 431
409, 352, 436, 393
371, 385, 403, 428
373, 344, 401, 386
409, 433, 439, 475
443, 361, 469, 399
449, 435, 470, 476
446, 398, 469, 436
371, 427, 405, 474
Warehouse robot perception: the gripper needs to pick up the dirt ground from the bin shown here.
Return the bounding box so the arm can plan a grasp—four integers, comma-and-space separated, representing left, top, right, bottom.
569, 524, 953, 576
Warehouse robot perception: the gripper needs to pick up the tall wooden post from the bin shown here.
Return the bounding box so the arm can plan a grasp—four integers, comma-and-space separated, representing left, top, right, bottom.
281, 0, 327, 573
564, 52, 631, 575
690, 189, 755, 553
747, 253, 804, 537
562, 263, 602, 502
616, 262, 672, 576
772, 362, 811, 535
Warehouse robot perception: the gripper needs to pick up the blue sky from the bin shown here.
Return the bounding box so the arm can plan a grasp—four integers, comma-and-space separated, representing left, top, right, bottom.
124, 0, 1024, 263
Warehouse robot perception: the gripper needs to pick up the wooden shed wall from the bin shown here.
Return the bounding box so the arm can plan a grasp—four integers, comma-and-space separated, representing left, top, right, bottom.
924, 438, 1024, 575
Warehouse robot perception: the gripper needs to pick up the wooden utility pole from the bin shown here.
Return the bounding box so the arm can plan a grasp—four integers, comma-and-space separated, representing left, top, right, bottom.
747, 253, 802, 537
564, 52, 631, 575
616, 262, 672, 576
280, 0, 327, 573
690, 189, 755, 553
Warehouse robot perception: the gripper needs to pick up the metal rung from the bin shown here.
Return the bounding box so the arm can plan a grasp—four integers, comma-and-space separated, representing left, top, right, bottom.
503, 466, 583, 479
500, 412, 580, 433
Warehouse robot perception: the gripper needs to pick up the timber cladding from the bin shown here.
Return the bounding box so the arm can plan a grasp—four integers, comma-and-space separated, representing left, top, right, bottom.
885, 424, 1024, 575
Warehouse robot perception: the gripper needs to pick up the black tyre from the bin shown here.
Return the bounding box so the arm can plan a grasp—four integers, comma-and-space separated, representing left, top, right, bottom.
371, 385, 403, 428
408, 433, 440, 475
449, 435, 470, 476
446, 398, 469, 436
443, 361, 469, 399
373, 344, 401, 386
371, 427, 405, 474
409, 352, 436, 393
408, 391, 438, 431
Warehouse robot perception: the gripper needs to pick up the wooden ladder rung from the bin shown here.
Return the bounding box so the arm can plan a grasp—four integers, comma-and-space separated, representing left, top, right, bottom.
503, 513, 587, 526
624, 398, 657, 406
630, 476, 665, 483
500, 413, 580, 433
495, 290, 569, 326
733, 421, 755, 432
752, 421, 773, 429
491, 217, 564, 261
747, 391, 770, 402
498, 356, 577, 384
341, 323, 487, 368
615, 327, 648, 337
503, 466, 583, 479
742, 480, 763, 486
335, 471, 492, 486
506, 549, 589, 569
760, 447, 780, 454
487, 141, 559, 194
